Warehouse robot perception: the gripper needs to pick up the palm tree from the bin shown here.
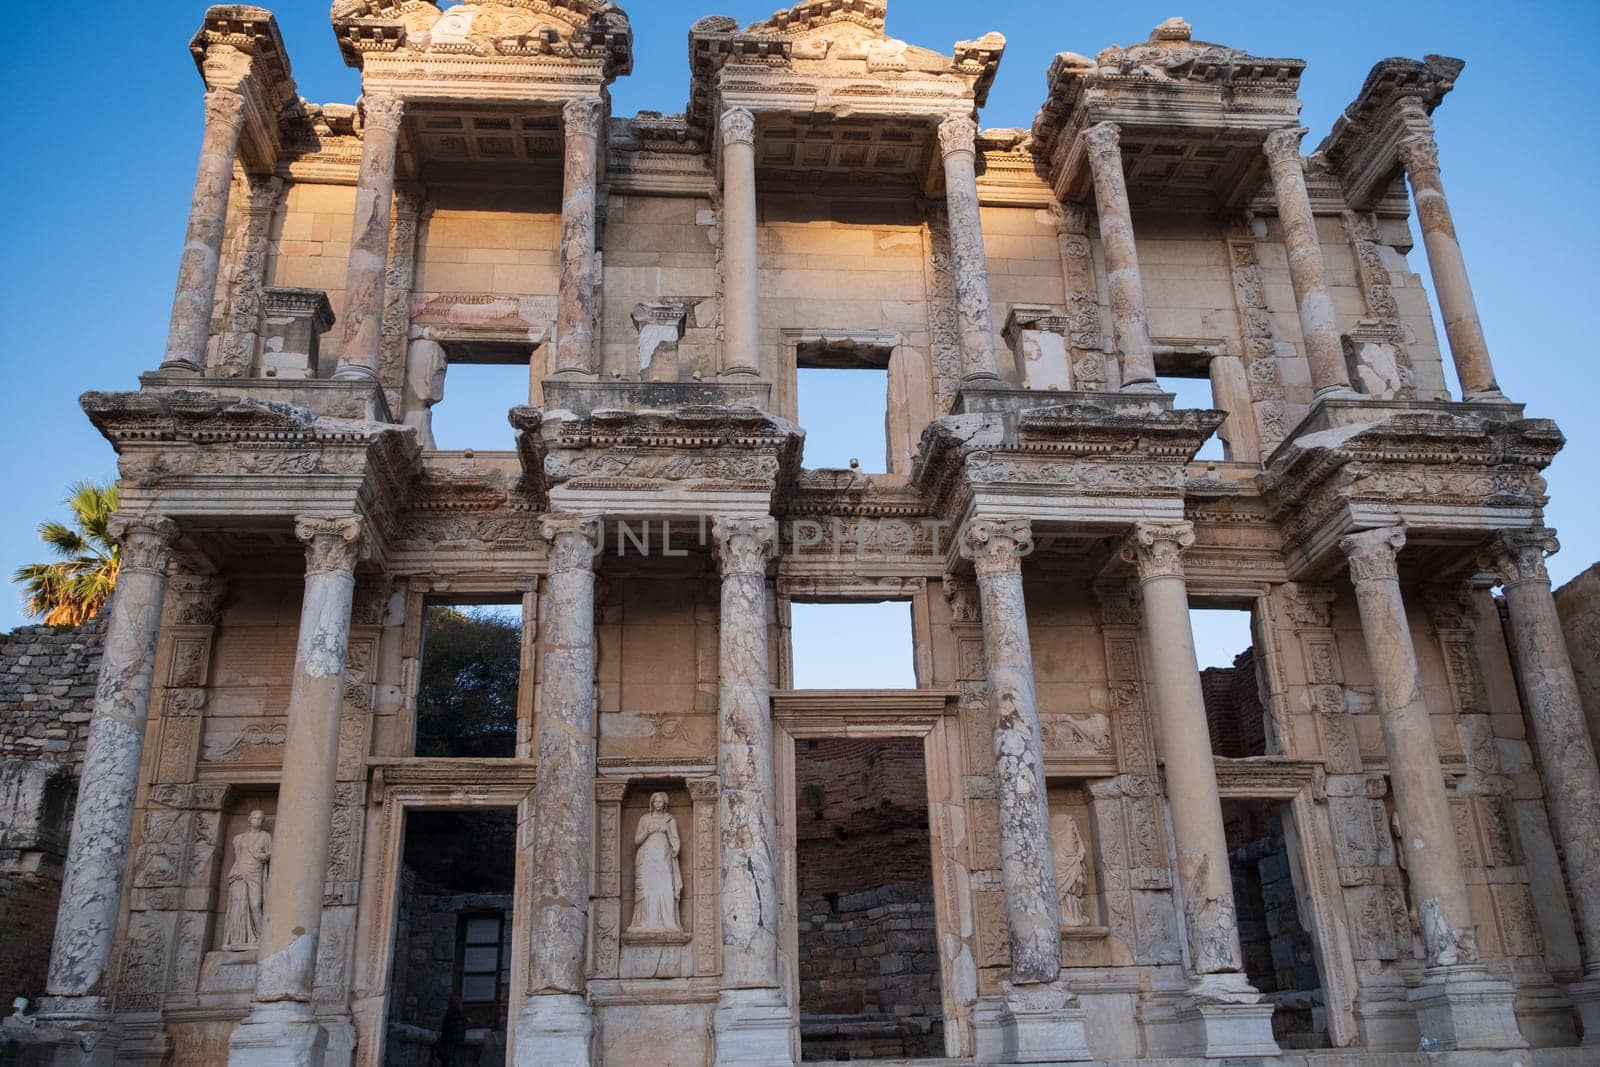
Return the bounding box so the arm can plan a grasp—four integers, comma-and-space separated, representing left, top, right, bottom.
13, 480, 121, 627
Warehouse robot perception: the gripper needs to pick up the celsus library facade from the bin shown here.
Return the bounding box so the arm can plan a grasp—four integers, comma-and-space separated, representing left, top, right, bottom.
10, 2, 1600, 1065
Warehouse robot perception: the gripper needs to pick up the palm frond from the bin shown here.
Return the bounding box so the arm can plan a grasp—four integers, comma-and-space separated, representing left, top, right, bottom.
12, 480, 124, 625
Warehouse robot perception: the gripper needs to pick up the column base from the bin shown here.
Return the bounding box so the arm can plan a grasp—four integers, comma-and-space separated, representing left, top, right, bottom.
1313, 383, 1362, 403
972, 979, 1093, 1063
227, 1001, 327, 1067
712, 986, 791, 1067
2, 1000, 121, 1067
150, 361, 204, 378
1143, 973, 1280, 1058
1564, 975, 1600, 1046
1409, 964, 1528, 1051
1121, 379, 1162, 394
513, 992, 594, 1066
330, 363, 378, 383
1463, 387, 1512, 404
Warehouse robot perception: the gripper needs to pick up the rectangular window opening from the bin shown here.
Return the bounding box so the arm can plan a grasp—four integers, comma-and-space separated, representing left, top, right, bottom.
789, 601, 915, 689
1157, 374, 1226, 461
1222, 798, 1331, 1049
429, 358, 532, 452
795, 737, 945, 1060
388, 807, 517, 1047
415, 601, 523, 758
796, 365, 890, 473
1192, 607, 1267, 758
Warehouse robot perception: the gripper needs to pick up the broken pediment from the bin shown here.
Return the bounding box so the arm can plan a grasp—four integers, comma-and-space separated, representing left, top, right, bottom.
332, 0, 631, 78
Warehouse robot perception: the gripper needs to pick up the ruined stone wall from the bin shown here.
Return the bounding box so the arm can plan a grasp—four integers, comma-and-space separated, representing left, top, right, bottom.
1555, 563, 1600, 754
599, 194, 718, 382
0, 619, 103, 768
1200, 648, 1266, 759
267, 182, 356, 359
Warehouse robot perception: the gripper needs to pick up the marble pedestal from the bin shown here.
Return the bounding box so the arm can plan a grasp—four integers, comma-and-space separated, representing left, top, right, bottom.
712, 986, 790, 1066
1145, 973, 1281, 1059
226, 1001, 327, 1067
1409, 965, 1527, 1052
1569, 976, 1600, 1046
973, 980, 1092, 1063
2, 999, 121, 1067
513, 993, 593, 1066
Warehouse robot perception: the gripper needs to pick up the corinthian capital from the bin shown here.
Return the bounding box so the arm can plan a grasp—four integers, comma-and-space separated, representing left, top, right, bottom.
1484, 528, 1558, 587
1396, 132, 1440, 174
1338, 526, 1405, 585
712, 516, 777, 577
1121, 521, 1194, 582
936, 115, 976, 158
540, 514, 603, 573
1082, 121, 1122, 164
563, 96, 605, 139
1262, 126, 1307, 167
720, 107, 755, 148
110, 515, 179, 575
203, 86, 247, 133
360, 92, 405, 134
959, 518, 1032, 579
294, 514, 365, 575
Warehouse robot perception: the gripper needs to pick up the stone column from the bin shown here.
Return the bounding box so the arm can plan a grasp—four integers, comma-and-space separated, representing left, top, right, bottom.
41, 516, 177, 1019
229, 516, 364, 1067
1263, 127, 1356, 400
938, 115, 999, 384
960, 519, 1059, 980
710, 516, 789, 1065
552, 98, 604, 377
1082, 123, 1157, 391
719, 109, 760, 378
333, 93, 405, 382
1396, 121, 1503, 401
158, 87, 249, 374
1121, 522, 1244, 978
514, 515, 601, 1064
1487, 529, 1600, 1041
1339, 526, 1523, 1051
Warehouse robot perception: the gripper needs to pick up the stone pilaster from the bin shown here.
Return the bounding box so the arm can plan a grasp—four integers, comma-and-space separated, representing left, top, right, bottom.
1050, 200, 1110, 391
1396, 115, 1503, 402
1487, 529, 1600, 1042
159, 87, 248, 375
379, 185, 428, 410
515, 515, 602, 1065
1082, 123, 1157, 391
1122, 521, 1277, 1057
230, 515, 365, 1067
719, 109, 760, 378
938, 115, 999, 384
962, 519, 1091, 1064
552, 98, 604, 378
41, 516, 178, 1031
710, 516, 788, 1065
1339, 526, 1524, 1052
1263, 127, 1356, 400
333, 93, 405, 383
215, 175, 285, 378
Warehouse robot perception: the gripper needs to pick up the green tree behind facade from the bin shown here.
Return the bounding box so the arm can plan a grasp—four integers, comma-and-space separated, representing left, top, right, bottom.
414, 605, 521, 758
13, 480, 121, 627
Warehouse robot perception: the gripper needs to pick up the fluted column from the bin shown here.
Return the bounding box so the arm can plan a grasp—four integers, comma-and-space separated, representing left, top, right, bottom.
230, 516, 364, 1066
42, 516, 177, 1014
960, 519, 1061, 983
1339, 528, 1475, 963
719, 109, 760, 378
1121, 521, 1245, 978
552, 98, 604, 377
158, 87, 248, 374
515, 515, 602, 1064
1263, 127, 1356, 400
1083, 122, 1157, 391
710, 516, 790, 1065
333, 93, 405, 382
1487, 530, 1600, 1035
938, 115, 999, 383
1397, 119, 1503, 401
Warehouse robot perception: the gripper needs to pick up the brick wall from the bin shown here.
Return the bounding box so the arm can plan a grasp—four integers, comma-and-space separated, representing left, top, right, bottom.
1201, 647, 1266, 758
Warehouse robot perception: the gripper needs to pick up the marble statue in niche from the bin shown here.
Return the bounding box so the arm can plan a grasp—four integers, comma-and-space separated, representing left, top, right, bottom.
628, 792, 683, 933
222, 810, 272, 950
1053, 810, 1089, 927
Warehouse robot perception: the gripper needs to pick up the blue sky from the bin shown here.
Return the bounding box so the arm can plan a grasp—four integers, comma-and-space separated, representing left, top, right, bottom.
1, 1, 1594, 672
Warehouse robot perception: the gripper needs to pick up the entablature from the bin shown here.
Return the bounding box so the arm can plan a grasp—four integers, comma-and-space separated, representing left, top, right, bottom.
1314, 54, 1463, 208
191, 5, 300, 173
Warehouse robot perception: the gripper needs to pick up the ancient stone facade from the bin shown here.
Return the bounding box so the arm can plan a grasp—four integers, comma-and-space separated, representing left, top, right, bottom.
9, 3, 1600, 1065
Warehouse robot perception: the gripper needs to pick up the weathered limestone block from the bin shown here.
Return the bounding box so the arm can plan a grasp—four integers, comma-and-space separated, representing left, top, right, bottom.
1554, 563, 1600, 756
1002, 305, 1071, 392
632, 300, 692, 382
257, 288, 334, 381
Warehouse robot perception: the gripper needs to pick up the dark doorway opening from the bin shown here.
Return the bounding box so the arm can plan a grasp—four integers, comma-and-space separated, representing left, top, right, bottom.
795, 737, 945, 1061
1222, 798, 1330, 1049
387, 807, 517, 1066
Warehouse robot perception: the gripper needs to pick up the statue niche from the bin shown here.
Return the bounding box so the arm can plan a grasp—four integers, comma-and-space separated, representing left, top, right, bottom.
628, 791, 683, 934
222, 809, 273, 949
